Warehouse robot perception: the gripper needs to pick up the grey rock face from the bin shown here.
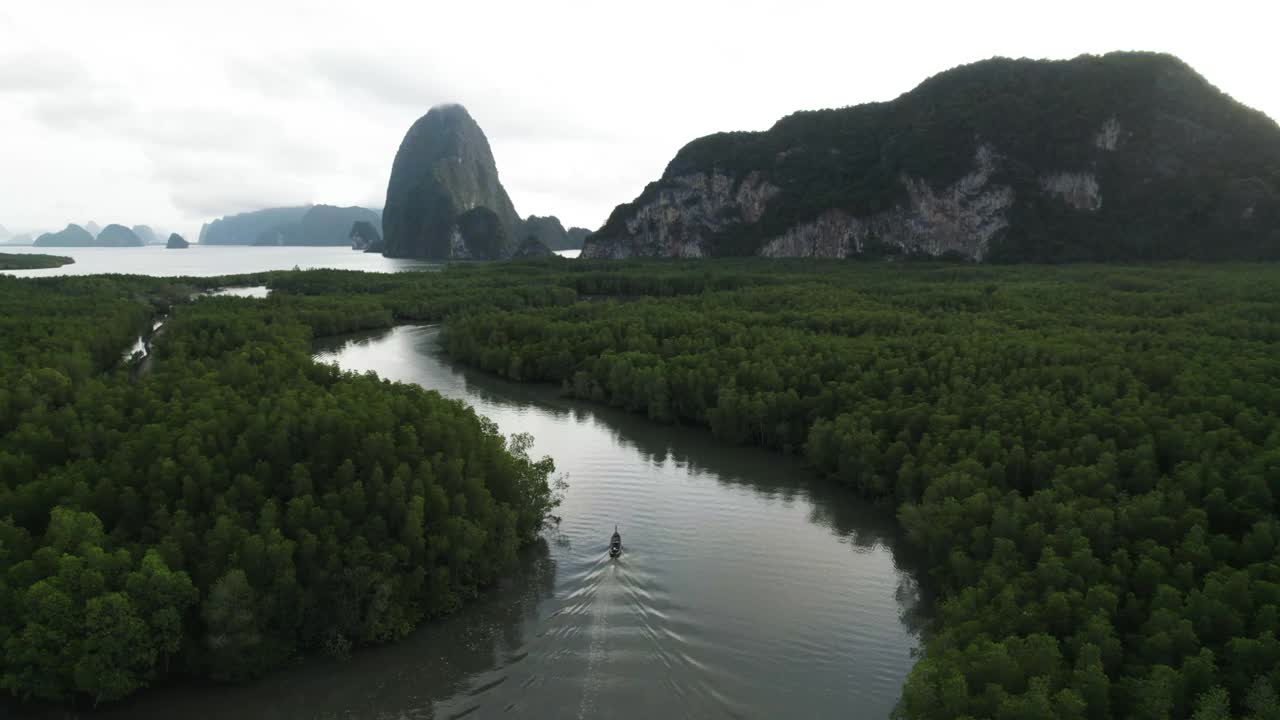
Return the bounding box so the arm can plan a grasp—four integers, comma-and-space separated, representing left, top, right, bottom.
166, 233, 190, 249
755, 146, 1014, 260
382, 104, 521, 259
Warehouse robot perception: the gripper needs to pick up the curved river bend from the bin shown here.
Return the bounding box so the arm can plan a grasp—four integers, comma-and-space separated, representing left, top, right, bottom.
100, 325, 926, 719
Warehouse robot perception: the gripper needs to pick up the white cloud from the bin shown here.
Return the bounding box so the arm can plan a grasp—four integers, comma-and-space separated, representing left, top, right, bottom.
0, 0, 1277, 241
0, 52, 89, 93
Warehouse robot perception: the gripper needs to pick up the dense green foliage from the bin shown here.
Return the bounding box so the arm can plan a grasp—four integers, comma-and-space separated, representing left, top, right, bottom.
592, 52, 1280, 261
428, 259, 1280, 719
6, 258, 1277, 716
0, 272, 559, 705
0, 253, 73, 270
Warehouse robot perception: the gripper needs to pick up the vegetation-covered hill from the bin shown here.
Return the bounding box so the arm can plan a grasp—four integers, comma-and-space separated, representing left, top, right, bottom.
382, 105, 522, 260
586, 52, 1280, 262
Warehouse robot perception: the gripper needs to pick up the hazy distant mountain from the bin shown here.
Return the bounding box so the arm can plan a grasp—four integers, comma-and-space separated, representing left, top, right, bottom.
84, 221, 101, 238
132, 225, 160, 245
5, 233, 34, 245
512, 235, 556, 258
566, 227, 592, 249
383, 104, 521, 259
202, 205, 381, 246
166, 233, 189, 249
96, 224, 146, 246
302, 206, 380, 246
34, 224, 97, 247
200, 207, 311, 245
586, 51, 1280, 261
518, 215, 589, 251
0, 225, 9, 242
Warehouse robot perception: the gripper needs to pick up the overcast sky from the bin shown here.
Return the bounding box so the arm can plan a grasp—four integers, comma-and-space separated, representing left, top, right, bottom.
1, 0, 1276, 240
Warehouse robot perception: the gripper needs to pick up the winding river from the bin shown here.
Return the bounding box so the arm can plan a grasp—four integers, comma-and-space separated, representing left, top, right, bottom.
97, 325, 927, 719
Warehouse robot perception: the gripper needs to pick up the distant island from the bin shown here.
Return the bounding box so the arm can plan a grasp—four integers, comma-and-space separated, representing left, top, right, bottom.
166, 233, 189, 249
200, 205, 382, 246
0, 252, 74, 270
521, 215, 591, 251
585, 51, 1280, 261
34, 223, 145, 247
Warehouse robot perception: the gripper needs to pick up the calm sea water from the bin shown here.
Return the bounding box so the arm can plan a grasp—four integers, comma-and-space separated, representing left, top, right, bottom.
0, 246, 581, 277
93, 325, 925, 720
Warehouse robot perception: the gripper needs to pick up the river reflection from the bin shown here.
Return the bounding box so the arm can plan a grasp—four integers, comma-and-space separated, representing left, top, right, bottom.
82, 325, 925, 720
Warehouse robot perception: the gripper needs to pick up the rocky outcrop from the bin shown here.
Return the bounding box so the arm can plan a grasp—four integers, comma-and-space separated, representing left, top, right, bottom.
349, 221, 382, 252
382, 104, 521, 259
585, 52, 1280, 262
35, 224, 96, 247
1040, 172, 1102, 211
1095, 117, 1122, 151
166, 233, 190, 249
754, 147, 1014, 260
